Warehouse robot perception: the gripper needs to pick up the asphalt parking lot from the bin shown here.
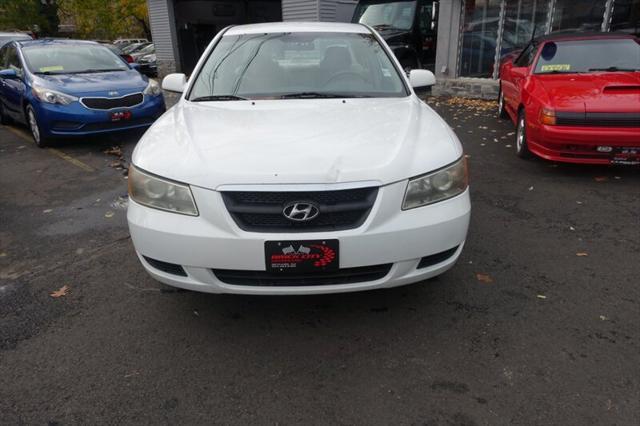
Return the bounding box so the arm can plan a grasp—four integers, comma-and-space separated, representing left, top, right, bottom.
1, 97, 638, 425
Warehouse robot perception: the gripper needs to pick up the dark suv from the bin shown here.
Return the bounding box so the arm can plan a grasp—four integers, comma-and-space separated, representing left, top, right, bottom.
352, 0, 438, 70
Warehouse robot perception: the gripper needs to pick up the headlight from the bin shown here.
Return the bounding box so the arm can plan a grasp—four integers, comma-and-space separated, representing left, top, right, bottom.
143, 79, 162, 96
128, 166, 198, 216
402, 157, 468, 210
32, 85, 78, 105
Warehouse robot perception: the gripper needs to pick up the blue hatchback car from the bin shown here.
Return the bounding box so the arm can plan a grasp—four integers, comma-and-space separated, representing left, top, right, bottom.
0, 39, 165, 147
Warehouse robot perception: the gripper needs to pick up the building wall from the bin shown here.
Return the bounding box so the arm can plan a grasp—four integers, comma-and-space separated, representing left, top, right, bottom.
147, 0, 180, 76
282, 0, 319, 21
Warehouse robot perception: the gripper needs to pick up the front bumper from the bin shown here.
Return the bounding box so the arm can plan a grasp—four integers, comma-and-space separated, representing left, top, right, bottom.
127, 181, 471, 295
34, 94, 165, 137
528, 124, 640, 165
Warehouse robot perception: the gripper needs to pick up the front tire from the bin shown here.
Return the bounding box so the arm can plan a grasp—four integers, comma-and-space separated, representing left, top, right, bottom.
516, 110, 532, 159
498, 89, 508, 119
26, 105, 50, 148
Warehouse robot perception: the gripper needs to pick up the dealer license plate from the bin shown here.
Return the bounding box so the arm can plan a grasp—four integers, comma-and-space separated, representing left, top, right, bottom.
111, 110, 132, 122
265, 240, 339, 273
611, 147, 640, 165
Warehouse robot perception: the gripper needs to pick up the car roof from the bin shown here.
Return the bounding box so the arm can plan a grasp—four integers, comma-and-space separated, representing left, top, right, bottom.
224, 22, 370, 36
533, 31, 637, 44
16, 38, 100, 48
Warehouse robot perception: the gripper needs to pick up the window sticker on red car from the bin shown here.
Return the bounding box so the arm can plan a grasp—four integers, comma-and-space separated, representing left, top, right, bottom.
540, 64, 571, 72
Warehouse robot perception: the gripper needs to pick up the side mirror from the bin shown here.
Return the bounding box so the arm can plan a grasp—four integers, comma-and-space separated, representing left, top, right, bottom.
0, 69, 19, 79
409, 69, 436, 89
162, 73, 187, 93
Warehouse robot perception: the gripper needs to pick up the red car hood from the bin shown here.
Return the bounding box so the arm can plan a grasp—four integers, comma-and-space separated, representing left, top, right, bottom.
536, 73, 640, 113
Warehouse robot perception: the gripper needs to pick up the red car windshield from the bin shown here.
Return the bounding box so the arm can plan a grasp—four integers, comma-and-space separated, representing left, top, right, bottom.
534, 38, 640, 74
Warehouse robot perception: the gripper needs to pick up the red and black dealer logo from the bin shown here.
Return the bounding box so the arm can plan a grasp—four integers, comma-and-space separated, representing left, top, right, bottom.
265, 240, 339, 273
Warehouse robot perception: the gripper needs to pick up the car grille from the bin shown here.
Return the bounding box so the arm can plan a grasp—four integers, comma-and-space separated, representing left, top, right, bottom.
81, 93, 144, 110
213, 264, 392, 286
556, 112, 640, 127
221, 187, 379, 232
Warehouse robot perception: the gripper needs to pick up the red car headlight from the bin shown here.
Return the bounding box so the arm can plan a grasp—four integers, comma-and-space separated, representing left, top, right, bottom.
540, 108, 556, 125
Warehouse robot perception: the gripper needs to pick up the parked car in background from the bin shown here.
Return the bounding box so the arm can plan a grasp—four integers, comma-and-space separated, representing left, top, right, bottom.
130, 43, 154, 62
136, 53, 157, 77
0, 31, 32, 48
0, 39, 165, 147
128, 22, 469, 295
352, 0, 439, 70
498, 32, 640, 165
103, 43, 135, 64
122, 42, 151, 55
114, 38, 148, 48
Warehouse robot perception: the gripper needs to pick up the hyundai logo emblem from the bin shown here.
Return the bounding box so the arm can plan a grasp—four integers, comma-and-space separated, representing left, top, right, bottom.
282, 202, 320, 222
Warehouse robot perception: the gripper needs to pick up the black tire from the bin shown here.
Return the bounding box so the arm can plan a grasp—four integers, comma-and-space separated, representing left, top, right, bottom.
26, 105, 50, 148
516, 109, 532, 159
0, 101, 12, 125
497, 89, 508, 119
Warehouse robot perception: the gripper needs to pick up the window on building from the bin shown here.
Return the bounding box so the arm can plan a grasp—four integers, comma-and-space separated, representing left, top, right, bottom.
610, 0, 640, 35
456, 0, 632, 79
550, 0, 607, 32
459, 0, 503, 78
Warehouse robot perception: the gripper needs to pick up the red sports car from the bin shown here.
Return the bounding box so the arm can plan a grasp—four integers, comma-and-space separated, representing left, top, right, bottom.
498, 32, 640, 165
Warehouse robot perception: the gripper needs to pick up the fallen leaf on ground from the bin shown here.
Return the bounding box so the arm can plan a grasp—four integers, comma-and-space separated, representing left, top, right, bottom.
105, 211, 115, 218
103, 146, 123, 156
599, 315, 607, 321
528, 186, 534, 191
476, 273, 493, 284
42, 209, 52, 214
50, 285, 69, 298
576, 252, 588, 257
569, 226, 575, 231
536, 294, 547, 299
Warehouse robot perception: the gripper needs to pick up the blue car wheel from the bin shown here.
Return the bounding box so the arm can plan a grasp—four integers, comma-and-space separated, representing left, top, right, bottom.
26, 105, 50, 148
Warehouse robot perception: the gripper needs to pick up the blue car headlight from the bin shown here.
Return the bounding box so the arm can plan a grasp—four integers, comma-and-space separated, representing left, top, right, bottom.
143, 80, 162, 97
32, 85, 78, 105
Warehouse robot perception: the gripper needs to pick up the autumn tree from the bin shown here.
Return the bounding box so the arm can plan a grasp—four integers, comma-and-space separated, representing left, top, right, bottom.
0, 0, 60, 36
58, 0, 149, 40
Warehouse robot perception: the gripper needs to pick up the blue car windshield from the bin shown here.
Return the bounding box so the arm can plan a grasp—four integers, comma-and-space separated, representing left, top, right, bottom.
22, 44, 130, 75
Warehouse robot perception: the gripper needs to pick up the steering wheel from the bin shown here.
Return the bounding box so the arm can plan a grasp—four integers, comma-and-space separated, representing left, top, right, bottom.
323, 71, 369, 87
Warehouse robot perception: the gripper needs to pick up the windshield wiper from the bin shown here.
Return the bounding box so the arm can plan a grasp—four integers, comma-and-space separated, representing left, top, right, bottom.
588, 67, 638, 72
281, 92, 371, 99
190, 95, 249, 101
34, 71, 66, 75
73, 69, 126, 74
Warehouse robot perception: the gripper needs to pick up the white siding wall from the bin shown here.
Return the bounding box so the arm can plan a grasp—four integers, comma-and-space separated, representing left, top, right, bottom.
282, 0, 320, 21
147, 0, 176, 63
320, 0, 357, 22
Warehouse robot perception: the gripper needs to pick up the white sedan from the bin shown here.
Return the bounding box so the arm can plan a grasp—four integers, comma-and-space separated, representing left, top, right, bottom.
127, 22, 470, 295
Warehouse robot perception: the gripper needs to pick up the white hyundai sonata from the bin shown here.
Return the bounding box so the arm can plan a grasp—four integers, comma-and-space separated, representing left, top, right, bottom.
127, 22, 470, 295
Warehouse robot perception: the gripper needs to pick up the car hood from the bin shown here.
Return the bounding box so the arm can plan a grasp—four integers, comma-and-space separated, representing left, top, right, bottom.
536, 73, 640, 113
32, 70, 148, 96
133, 97, 462, 190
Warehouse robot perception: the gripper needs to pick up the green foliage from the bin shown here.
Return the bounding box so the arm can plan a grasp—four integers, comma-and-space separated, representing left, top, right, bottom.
58, 0, 149, 40
0, 0, 60, 36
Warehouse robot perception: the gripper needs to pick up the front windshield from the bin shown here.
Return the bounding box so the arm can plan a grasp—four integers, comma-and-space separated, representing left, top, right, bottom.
353, 0, 417, 31
22, 44, 130, 74
188, 32, 408, 100
534, 39, 640, 74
